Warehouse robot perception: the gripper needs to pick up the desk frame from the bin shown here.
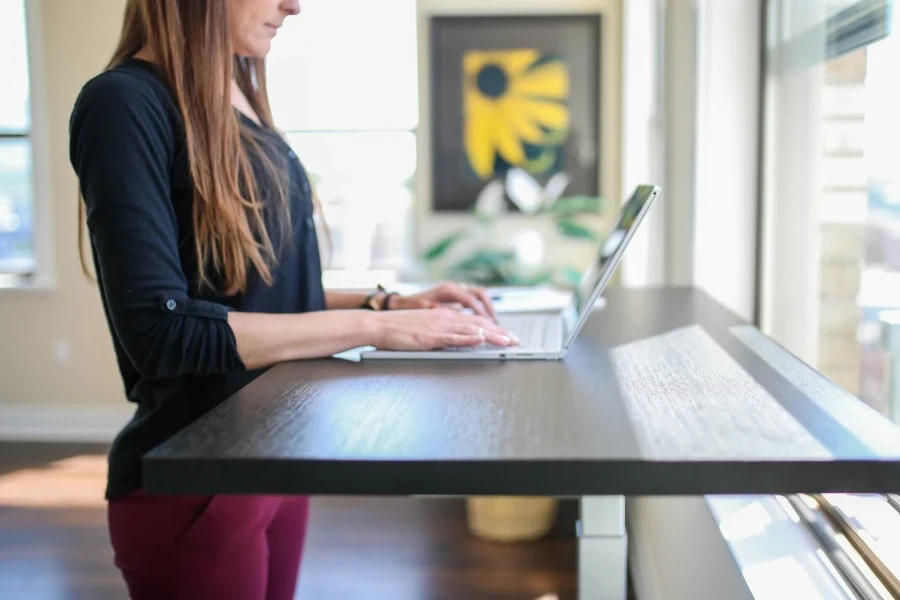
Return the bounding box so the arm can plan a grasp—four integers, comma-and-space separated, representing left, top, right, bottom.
579, 496, 628, 599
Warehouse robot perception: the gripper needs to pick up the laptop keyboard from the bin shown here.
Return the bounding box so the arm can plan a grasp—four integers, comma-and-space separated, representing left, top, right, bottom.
498, 315, 550, 348
440, 316, 552, 352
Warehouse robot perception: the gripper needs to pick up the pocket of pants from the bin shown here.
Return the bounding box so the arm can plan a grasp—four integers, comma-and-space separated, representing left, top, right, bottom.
176, 495, 222, 547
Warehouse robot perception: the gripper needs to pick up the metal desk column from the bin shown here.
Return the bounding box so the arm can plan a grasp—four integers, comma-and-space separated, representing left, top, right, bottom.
578, 495, 627, 600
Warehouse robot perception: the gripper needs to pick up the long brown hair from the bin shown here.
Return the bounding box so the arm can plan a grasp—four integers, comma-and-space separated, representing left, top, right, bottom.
78, 0, 309, 294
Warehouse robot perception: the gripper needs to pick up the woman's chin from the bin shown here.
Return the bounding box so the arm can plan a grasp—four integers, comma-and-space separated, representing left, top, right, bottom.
233, 40, 272, 59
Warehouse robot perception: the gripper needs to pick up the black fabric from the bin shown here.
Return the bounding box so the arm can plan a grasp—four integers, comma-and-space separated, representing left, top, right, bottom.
69, 58, 326, 500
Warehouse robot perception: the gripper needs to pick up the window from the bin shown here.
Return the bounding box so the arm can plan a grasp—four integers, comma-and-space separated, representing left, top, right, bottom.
266, 0, 418, 275
0, 0, 34, 276
761, 0, 900, 594
762, 0, 898, 421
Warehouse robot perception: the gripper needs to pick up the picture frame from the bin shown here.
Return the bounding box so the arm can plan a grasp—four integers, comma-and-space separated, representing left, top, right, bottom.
428, 13, 602, 213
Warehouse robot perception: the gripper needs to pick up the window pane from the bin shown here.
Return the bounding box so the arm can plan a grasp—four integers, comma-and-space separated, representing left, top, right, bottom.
285, 132, 416, 270
0, 138, 34, 273
0, 0, 30, 132
267, 0, 418, 131
764, 0, 900, 410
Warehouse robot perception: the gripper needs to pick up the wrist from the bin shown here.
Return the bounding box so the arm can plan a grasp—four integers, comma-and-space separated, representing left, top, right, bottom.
384, 292, 403, 310
357, 310, 386, 348
359, 284, 400, 311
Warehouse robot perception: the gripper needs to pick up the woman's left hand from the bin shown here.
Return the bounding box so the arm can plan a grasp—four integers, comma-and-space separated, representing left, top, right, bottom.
392, 282, 498, 322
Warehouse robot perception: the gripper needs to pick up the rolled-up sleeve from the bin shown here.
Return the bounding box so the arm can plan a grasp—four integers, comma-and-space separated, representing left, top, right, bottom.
69, 72, 245, 379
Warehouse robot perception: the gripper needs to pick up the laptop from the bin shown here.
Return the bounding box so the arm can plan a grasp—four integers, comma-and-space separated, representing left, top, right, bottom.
361, 184, 661, 361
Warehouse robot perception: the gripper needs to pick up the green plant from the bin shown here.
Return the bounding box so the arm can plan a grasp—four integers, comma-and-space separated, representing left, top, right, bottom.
421, 169, 606, 289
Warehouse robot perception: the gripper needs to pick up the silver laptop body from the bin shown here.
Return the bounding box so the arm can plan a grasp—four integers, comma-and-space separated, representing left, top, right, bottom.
361, 184, 661, 361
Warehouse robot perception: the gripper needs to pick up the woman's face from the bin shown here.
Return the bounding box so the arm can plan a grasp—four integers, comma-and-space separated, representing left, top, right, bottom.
229, 0, 300, 57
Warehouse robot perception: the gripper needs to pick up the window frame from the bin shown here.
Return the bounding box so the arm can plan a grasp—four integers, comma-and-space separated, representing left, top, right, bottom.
0, 0, 55, 292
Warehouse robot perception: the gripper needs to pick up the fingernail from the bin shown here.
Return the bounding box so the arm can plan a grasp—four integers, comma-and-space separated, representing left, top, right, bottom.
509, 333, 520, 343
499, 336, 512, 345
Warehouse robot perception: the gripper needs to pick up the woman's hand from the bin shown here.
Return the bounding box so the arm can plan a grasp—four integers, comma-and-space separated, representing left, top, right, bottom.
371, 307, 517, 351
392, 282, 498, 322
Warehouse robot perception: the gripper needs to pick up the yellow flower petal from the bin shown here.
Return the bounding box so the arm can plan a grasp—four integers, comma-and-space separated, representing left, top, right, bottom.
499, 97, 545, 144
463, 51, 488, 78
491, 112, 525, 166
518, 98, 570, 131
494, 49, 542, 77
511, 61, 570, 100
465, 93, 496, 179
464, 49, 539, 80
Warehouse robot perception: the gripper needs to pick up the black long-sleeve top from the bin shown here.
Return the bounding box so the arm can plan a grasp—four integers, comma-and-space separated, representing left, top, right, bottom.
69, 58, 326, 500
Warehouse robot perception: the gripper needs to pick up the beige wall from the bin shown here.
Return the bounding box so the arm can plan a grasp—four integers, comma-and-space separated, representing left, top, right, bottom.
0, 0, 128, 408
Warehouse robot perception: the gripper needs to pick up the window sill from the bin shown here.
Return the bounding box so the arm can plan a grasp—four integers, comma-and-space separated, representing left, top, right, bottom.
0, 273, 57, 295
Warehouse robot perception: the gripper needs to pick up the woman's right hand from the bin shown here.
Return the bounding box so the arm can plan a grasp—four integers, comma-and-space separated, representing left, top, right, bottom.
370, 308, 519, 351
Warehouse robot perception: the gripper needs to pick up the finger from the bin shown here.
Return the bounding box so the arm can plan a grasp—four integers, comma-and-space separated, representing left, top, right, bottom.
441, 287, 492, 320
430, 306, 464, 319
404, 298, 435, 309
468, 286, 499, 322
458, 322, 517, 346
452, 314, 512, 341
437, 302, 465, 311
483, 329, 517, 346
440, 333, 485, 348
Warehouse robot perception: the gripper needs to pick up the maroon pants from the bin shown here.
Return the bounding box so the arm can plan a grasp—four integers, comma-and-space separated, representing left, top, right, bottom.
107, 489, 310, 600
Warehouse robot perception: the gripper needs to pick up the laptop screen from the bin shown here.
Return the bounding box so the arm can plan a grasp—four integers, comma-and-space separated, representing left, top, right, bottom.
561, 184, 660, 347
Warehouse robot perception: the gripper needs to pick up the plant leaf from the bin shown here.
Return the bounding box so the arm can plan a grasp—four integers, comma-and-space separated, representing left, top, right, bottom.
423, 230, 465, 261
506, 270, 554, 286
448, 250, 515, 285
556, 218, 599, 240
506, 168, 544, 214
450, 249, 515, 271
473, 179, 506, 222
542, 172, 571, 209
551, 195, 604, 214
557, 266, 584, 289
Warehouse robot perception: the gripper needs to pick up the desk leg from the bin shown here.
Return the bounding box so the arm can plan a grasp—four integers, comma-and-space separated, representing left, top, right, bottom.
577, 496, 627, 600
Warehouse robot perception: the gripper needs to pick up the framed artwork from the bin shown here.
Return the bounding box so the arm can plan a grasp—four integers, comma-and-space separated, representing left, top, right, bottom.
429, 13, 602, 213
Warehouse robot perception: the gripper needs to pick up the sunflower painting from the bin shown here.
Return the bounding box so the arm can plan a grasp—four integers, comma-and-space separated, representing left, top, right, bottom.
429, 14, 600, 213
463, 49, 570, 180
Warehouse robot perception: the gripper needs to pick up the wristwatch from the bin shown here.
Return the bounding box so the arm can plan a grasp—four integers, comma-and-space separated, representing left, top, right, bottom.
361, 284, 398, 311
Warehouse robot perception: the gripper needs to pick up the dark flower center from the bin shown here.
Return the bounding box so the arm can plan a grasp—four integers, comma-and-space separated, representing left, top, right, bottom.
476, 64, 508, 98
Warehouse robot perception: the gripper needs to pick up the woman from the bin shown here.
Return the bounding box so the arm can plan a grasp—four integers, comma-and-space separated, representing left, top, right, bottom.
69, 0, 517, 598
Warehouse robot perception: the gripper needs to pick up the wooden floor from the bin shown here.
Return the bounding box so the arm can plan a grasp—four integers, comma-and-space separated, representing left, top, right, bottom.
0, 442, 620, 600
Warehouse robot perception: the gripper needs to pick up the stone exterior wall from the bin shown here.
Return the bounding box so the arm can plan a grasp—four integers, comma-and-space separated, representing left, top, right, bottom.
817, 49, 868, 396
818, 224, 864, 394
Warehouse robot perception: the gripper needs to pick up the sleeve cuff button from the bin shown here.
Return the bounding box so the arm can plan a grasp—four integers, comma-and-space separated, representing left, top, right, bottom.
165, 299, 177, 311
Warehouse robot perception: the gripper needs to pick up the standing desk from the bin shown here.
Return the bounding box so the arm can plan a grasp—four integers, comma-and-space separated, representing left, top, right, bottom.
143, 287, 900, 599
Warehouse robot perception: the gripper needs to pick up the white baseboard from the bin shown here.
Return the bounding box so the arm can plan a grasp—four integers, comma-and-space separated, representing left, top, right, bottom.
0, 404, 134, 442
